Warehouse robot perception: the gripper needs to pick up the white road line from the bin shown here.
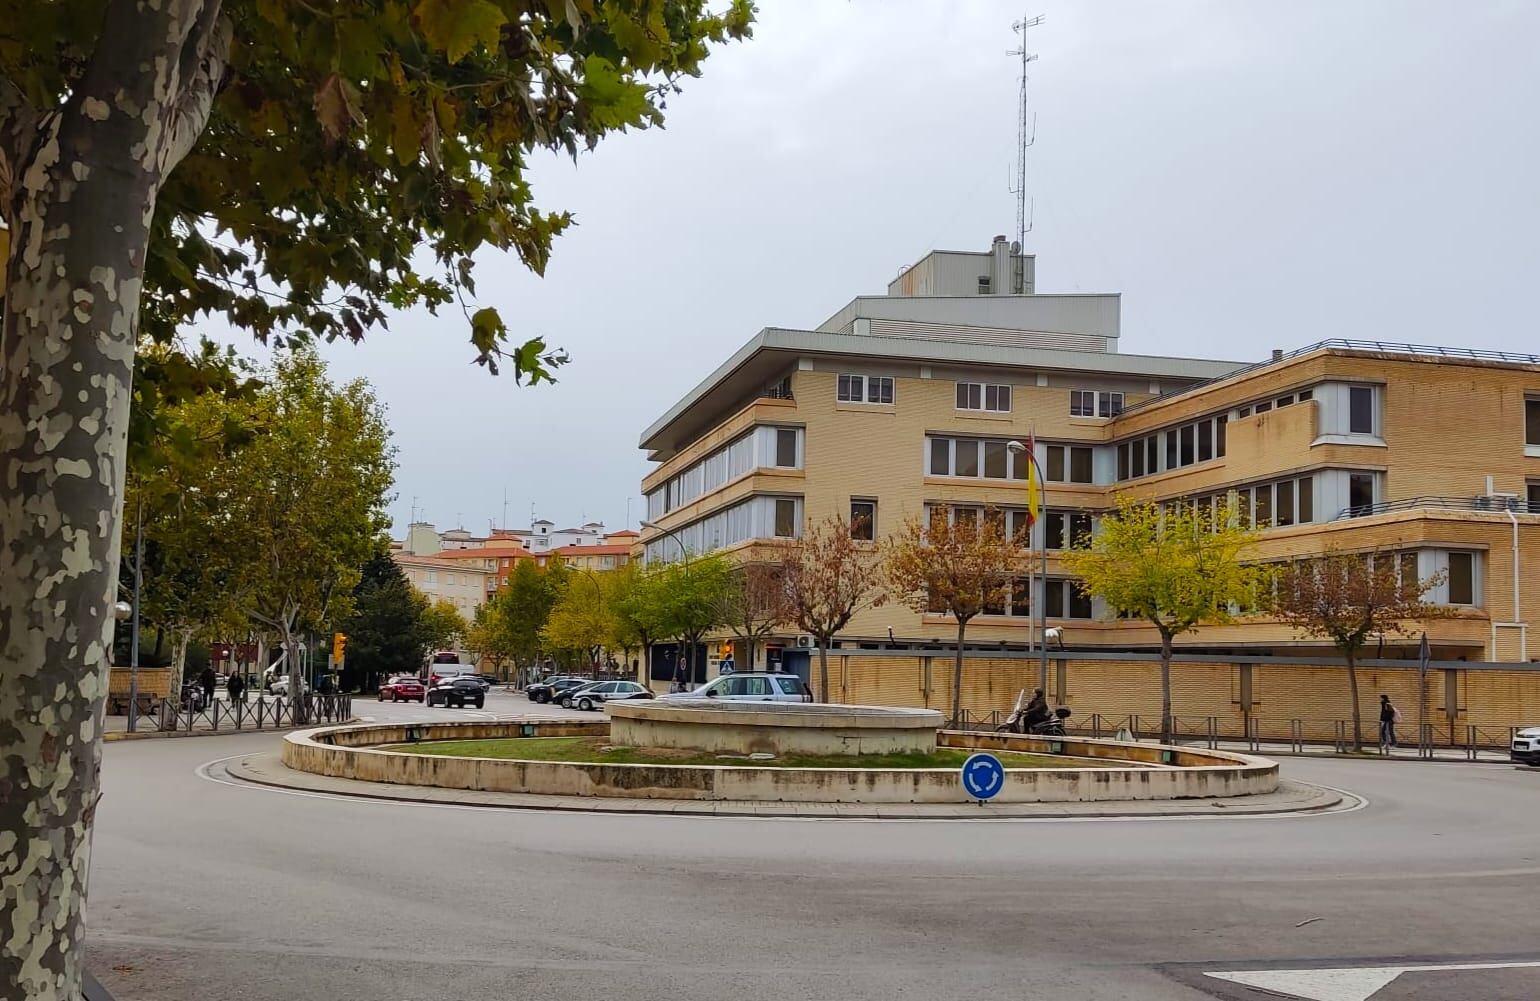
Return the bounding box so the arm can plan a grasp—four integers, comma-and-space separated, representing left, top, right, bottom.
1205, 960, 1540, 1001
192, 753, 1368, 824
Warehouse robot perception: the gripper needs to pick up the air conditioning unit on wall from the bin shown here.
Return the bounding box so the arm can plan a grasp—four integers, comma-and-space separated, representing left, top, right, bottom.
794, 635, 814, 649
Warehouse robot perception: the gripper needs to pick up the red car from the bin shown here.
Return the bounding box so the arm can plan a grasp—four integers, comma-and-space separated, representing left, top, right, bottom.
377, 675, 426, 703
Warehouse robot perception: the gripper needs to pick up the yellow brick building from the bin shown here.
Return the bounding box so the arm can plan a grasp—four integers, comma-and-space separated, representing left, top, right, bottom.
637, 239, 1540, 736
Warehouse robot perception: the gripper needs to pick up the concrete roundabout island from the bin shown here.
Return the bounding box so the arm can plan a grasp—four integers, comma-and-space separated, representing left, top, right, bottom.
271, 700, 1295, 813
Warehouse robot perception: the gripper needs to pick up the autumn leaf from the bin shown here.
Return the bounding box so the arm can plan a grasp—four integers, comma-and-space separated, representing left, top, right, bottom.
414, 0, 509, 62
313, 73, 364, 143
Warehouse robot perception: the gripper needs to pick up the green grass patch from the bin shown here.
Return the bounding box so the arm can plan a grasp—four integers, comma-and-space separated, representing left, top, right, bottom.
382, 735, 1117, 769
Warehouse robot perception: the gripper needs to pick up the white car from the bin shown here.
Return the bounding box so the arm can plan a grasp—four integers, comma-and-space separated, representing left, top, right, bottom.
268, 676, 308, 697
1512, 726, 1540, 766
663, 672, 813, 704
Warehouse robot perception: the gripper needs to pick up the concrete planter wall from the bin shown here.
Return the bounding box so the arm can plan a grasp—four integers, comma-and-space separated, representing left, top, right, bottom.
609, 701, 943, 757
282, 721, 1279, 804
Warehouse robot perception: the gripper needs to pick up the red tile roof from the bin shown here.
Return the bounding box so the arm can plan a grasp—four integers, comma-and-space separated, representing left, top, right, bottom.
550, 544, 633, 557
432, 545, 533, 561
606, 530, 639, 538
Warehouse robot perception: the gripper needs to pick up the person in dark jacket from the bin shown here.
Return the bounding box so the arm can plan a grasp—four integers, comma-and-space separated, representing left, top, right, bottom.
1378, 694, 1399, 749
1023, 689, 1050, 731
226, 672, 246, 704
199, 666, 217, 707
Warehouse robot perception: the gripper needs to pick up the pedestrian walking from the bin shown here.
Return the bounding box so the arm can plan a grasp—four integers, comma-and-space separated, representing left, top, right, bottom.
1379, 694, 1400, 750
199, 666, 217, 708
226, 672, 246, 705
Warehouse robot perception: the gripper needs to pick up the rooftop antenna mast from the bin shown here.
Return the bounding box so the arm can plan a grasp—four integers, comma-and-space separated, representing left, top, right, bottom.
1009, 14, 1044, 250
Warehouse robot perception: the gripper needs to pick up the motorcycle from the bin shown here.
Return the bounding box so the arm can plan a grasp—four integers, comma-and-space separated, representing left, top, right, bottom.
995, 704, 1072, 736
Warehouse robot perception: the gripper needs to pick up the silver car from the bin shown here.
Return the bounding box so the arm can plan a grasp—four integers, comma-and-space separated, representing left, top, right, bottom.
665, 673, 813, 704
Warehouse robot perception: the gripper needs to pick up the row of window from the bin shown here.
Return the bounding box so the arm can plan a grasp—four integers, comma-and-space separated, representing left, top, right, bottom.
1179, 475, 1318, 530
643, 495, 803, 564
1070, 389, 1124, 418
956, 381, 1012, 413
834, 374, 1135, 419
1267, 549, 1479, 607
837, 374, 894, 405
1236, 387, 1314, 420
926, 436, 1095, 484
1118, 415, 1229, 480
645, 426, 802, 519
927, 577, 1094, 619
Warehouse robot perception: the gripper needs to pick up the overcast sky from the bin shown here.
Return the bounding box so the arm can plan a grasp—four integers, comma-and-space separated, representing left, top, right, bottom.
259, 0, 1540, 540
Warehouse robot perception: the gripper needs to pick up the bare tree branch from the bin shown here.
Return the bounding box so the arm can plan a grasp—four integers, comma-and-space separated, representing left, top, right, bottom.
162, 4, 232, 174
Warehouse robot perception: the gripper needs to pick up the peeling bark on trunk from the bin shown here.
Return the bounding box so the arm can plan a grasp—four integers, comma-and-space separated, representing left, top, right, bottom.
0, 4, 230, 996
171, 627, 193, 680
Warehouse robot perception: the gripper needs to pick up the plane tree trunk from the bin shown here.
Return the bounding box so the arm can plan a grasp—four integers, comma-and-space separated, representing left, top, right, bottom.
0, 7, 230, 995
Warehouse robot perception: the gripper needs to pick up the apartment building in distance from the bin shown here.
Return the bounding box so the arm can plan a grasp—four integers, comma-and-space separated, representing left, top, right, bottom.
637, 237, 1540, 734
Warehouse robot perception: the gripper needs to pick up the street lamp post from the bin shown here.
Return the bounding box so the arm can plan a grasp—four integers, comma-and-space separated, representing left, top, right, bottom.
639, 518, 690, 689
1007, 440, 1050, 694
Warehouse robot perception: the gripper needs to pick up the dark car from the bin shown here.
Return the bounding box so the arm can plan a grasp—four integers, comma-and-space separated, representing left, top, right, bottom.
526, 676, 587, 704
426, 677, 486, 709
561, 680, 654, 711
377, 675, 426, 703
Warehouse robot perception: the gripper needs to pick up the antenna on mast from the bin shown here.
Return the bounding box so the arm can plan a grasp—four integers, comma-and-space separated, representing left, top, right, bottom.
1008, 14, 1044, 250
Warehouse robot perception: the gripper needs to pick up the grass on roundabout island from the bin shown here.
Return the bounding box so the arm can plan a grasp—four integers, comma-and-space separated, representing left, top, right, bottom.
382, 735, 1119, 769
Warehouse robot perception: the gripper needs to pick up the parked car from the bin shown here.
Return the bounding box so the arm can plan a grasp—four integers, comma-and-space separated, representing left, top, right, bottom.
1512, 726, 1540, 765
526, 676, 588, 704
377, 675, 426, 703
426, 677, 486, 709
662, 672, 813, 703
562, 680, 654, 711
268, 676, 308, 698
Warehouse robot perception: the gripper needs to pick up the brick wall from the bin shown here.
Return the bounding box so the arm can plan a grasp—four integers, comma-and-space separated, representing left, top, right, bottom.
839, 653, 1539, 746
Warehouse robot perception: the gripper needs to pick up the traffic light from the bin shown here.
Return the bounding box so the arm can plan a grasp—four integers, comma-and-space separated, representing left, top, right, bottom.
332, 632, 347, 663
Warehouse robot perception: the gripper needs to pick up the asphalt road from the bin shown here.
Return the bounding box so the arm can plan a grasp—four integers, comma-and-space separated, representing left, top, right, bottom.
85, 690, 1540, 1001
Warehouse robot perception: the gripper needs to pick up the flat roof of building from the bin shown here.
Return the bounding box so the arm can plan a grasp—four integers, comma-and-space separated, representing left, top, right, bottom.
639, 326, 1244, 458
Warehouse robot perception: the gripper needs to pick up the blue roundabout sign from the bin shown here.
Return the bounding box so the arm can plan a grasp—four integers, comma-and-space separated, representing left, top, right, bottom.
960, 752, 1006, 801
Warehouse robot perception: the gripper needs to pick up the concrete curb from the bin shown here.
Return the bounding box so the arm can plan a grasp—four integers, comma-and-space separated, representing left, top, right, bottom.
220, 751, 1349, 819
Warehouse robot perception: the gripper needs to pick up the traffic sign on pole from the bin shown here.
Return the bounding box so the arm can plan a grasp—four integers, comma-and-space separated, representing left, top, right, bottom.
960, 752, 1005, 801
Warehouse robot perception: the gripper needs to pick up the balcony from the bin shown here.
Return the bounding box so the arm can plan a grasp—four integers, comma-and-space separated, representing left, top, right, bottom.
1332, 494, 1539, 521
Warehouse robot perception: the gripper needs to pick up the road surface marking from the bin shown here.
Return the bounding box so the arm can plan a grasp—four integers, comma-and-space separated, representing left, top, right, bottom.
1205, 960, 1540, 1000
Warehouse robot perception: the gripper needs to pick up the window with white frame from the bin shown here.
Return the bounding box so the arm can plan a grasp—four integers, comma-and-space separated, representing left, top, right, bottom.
1042, 444, 1095, 484
956, 381, 1012, 413
1526, 397, 1540, 450
927, 436, 1060, 482
1044, 579, 1094, 619
1071, 390, 1123, 418
1044, 510, 1094, 550
850, 499, 876, 541
837, 374, 894, 404
1444, 551, 1477, 605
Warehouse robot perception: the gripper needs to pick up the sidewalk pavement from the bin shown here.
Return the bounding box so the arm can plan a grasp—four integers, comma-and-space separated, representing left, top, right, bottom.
1201, 737, 1513, 765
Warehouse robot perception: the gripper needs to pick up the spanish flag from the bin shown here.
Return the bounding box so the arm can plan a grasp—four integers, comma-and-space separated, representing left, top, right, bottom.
1025, 430, 1042, 525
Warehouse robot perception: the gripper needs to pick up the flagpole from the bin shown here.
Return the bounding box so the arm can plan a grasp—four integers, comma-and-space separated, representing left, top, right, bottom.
1009, 436, 1050, 694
